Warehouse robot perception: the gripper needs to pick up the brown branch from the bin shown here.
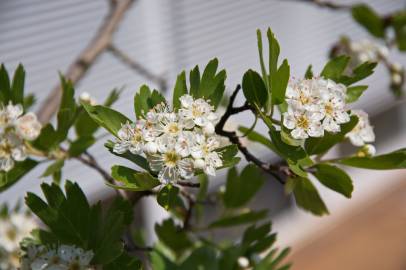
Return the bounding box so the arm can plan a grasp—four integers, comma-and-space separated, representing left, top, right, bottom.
108, 44, 167, 91
215, 85, 286, 185
37, 0, 136, 123
175, 181, 200, 188
289, 0, 351, 10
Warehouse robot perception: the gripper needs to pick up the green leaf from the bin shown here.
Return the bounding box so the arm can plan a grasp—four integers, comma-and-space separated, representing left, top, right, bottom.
321, 55, 350, 81
74, 108, 99, 138
189, 66, 200, 98
257, 30, 270, 93
305, 115, 358, 155
42, 159, 65, 178
313, 164, 353, 198
31, 124, 59, 152
83, 103, 130, 137
392, 11, 406, 51
104, 253, 142, 270
157, 185, 182, 210
339, 62, 377, 86
68, 136, 95, 157
216, 144, 240, 169
11, 64, 25, 104
269, 128, 307, 162
199, 58, 220, 98
180, 246, 219, 270
271, 59, 290, 105
0, 64, 11, 104
105, 141, 150, 171
254, 248, 291, 270
209, 209, 268, 228
0, 159, 38, 192
173, 71, 187, 109
293, 177, 329, 216
103, 88, 122, 107
352, 4, 385, 38
242, 69, 268, 107
23, 94, 36, 110
338, 149, 406, 170
223, 165, 265, 208
304, 65, 313, 79
56, 76, 77, 142
346, 85, 368, 103
150, 251, 178, 270
239, 126, 277, 152
109, 165, 160, 191
134, 85, 152, 118
267, 28, 280, 88
155, 219, 192, 255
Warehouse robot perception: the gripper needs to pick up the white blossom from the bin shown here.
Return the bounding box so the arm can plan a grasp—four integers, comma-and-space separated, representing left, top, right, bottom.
113, 95, 222, 184
0, 103, 42, 171
346, 110, 375, 147
283, 78, 350, 140
79, 92, 97, 106
0, 212, 37, 269
21, 244, 94, 270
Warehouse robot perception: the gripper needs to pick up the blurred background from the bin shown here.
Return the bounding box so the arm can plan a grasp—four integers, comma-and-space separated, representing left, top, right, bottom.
1, 0, 406, 269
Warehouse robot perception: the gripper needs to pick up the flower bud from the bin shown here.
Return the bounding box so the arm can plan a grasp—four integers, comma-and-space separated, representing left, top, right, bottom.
356, 144, 376, 157
237, 256, 250, 268
193, 158, 205, 169
203, 122, 215, 135
391, 73, 402, 85
144, 142, 158, 154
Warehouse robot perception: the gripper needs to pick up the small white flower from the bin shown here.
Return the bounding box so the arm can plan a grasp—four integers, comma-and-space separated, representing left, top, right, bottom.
346, 110, 375, 147
237, 256, 250, 268
283, 109, 324, 139
113, 121, 146, 155
179, 94, 217, 128
79, 92, 97, 106
319, 85, 350, 133
190, 134, 223, 175
15, 112, 42, 140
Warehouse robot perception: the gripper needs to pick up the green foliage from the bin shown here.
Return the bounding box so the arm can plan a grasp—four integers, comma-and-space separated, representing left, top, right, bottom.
339, 61, 377, 86
338, 149, 406, 169
157, 184, 185, 212
83, 103, 130, 137
209, 209, 268, 228
10, 64, 25, 105
173, 71, 188, 109
105, 140, 150, 171
269, 128, 307, 162
68, 136, 96, 157
313, 164, 353, 198
0, 159, 38, 192
305, 115, 358, 155
216, 144, 241, 169
108, 165, 160, 191
304, 65, 313, 79
25, 181, 133, 265
41, 159, 65, 178
320, 55, 350, 82
242, 69, 268, 108
56, 76, 77, 142
351, 4, 385, 38
155, 218, 193, 256
271, 59, 290, 105
223, 165, 265, 208
391, 11, 406, 51
346, 85, 368, 103
292, 177, 329, 216
134, 85, 165, 118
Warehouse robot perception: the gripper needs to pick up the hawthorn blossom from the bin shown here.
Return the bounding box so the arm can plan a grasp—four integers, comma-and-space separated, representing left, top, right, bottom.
348, 39, 388, 66
79, 92, 97, 106
283, 78, 350, 139
0, 103, 41, 171
346, 110, 375, 147
113, 95, 222, 184
21, 244, 94, 270
0, 212, 37, 269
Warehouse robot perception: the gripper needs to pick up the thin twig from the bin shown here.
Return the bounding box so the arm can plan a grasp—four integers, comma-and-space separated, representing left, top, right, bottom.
108, 44, 167, 91
37, 0, 136, 123
215, 85, 286, 184
288, 0, 351, 10
175, 181, 200, 188
181, 190, 195, 230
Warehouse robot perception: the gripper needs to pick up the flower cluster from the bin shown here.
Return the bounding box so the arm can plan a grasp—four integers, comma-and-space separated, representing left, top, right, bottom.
113, 95, 223, 184
346, 110, 376, 156
0, 103, 41, 172
21, 245, 94, 270
283, 78, 350, 139
0, 212, 37, 270
346, 39, 389, 67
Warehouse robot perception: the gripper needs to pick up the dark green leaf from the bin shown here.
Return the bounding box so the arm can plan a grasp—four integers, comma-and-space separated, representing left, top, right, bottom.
209, 209, 268, 228
257, 29, 270, 93
293, 177, 328, 216
109, 165, 160, 191
313, 164, 353, 198
338, 149, 406, 170
305, 115, 358, 155
11, 64, 25, 104
56, 76, 77, 142
0, 159, 38, 192
189, 66, 200, 97
267, 28, 281, 89
352, 4, 385, 38
42, 159, 65, 178
239, 126, 277, 152
173, 71, 187, 109
105, 141, 150, 171
304, 65, 313, 79
242, 69, 268, 108
321, 55, 350, 81
180, 246, 219, 270
223, 165, 265, 208
104, 252, 142, 270
23, 94, 36, 110
392, 11, 406, 51
216, 144, 240, 169
155, 219, 192, 255
157, 185, 181, 210
134, 85, 152, 118
31, 124, 59, 152
339, 62, 377, 86
0, 64, 11, 104
346, 85, 368, 103
83, 103, 130, 137
68, 136, 95, 157
103, 88, 122, 107
271, 59, 290, 105
269, 128, 307, 162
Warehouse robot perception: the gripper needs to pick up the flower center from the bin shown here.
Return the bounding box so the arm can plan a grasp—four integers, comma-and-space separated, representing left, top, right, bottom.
131, 132, 143, 144
164, 151, 180, 167
297, 115, 309, 129
192, 105, 203, 117
299, 93, 310, 105
6, 228, 16, 241
167, 122, 179, 134
325, 103, 334, 116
